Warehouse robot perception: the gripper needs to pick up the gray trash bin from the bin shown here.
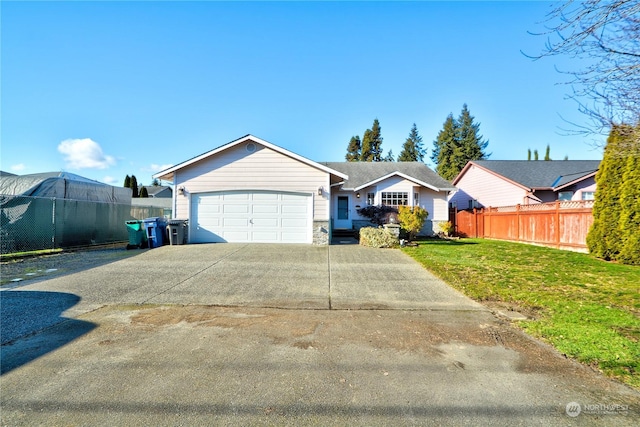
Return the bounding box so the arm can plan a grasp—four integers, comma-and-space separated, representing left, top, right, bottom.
167, 219, 188, 245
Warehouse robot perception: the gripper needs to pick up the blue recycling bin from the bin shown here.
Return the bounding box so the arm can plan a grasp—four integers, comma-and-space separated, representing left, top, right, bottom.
143, 217, 168, 248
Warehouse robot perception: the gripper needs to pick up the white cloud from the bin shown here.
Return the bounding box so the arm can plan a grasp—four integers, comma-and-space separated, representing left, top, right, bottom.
10, 163, 26, 172
102, 176, 118, 185
142, 163, 174, 173
57, 138, 116, 169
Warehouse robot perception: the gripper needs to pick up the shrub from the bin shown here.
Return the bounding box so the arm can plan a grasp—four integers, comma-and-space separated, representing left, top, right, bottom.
359, 227, 399, 248
440, 221, 454, 236
356, 205, 398, 226
397, 206, 428, 240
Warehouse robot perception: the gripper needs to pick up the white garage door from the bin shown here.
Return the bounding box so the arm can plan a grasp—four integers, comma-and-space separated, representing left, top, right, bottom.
191, 190, 312, 244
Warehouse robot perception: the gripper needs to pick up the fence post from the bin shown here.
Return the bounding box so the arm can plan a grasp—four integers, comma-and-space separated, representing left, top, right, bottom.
51, 197, 56, 250
516, 204, 521, 243
555, 200, 561, 249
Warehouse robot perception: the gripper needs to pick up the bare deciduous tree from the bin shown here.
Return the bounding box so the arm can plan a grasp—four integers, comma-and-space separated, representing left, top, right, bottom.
531, 0, 640, 153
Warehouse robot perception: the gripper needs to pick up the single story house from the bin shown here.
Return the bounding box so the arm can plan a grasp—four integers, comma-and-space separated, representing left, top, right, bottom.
153, 135, 455, 245
139, 185, 173, 199
449, 160, 600, 209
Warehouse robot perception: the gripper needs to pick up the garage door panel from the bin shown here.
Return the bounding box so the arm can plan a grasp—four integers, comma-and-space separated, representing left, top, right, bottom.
223, 231, 250, 241
224, 193, 250, 201
223, 218, 249, 227
252, 231, 279, 241
224, 204, 250, 214
281, 193, 305, 201
286, 218, 308, 227
252, 218, 279, 227
191, 190, 311, 244
253, 205, 279, 214
199, 217, 220, 227
252, 193, 279, 201
282, 205, 308, 214
282, 232, 308, 242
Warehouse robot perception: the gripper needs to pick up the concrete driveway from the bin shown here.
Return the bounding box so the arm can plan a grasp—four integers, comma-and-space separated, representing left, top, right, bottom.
3, 243, 484, 315
1, 244, 638, 426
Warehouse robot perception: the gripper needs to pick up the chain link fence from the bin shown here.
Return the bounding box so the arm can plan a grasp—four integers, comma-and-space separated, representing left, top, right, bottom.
1, 195, 165, 254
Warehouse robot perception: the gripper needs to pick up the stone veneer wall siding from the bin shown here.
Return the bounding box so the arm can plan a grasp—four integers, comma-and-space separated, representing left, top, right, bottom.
313, 221, 330, 245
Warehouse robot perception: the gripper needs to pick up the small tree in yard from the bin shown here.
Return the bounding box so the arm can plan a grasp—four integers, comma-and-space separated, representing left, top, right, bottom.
356, 205, 398, 227
140, 186, 149, 198
398, 206, 428, 241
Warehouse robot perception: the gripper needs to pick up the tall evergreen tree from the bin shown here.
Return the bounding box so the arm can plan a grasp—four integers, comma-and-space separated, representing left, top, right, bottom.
140, 186, 149, 198
544, 144, 551, 161
618, 146, 640, 264
124, 175, 131, 188
431, 105, 489, 181
527, 149, 532, 161
369, 118, 383, 162
345, 135, 361, 161
383, 150, 395, 162
130, 175, 139, 198
456, 104, 489, 164
534, 150, 539, 160
346, 119, 384, 162
360, 129, 374, 161
398, 123, 425, 162
586, 125, 629, 260
361, 119, 383, 161
431, 114, 458, 179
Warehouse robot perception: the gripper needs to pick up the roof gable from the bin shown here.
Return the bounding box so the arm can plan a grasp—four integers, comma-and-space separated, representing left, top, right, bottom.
322, 162, 455, 192
455, 160, 600, 190
153, 135, 348, 181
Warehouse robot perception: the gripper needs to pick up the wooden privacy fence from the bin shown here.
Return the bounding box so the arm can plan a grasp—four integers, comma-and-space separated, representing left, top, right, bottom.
453, 200, 594, 252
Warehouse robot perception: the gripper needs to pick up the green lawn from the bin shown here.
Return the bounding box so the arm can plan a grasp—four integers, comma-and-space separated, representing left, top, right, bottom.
402, 238, 640, 389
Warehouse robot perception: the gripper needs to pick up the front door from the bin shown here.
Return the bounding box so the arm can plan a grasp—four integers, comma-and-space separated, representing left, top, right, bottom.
334, 195, 352, 229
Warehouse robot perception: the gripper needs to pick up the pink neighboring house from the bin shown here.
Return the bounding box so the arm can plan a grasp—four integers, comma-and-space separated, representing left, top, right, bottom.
449, 160, 600, 209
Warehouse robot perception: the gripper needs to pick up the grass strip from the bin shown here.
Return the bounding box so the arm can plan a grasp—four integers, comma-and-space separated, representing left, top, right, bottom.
402, 238, 640, 389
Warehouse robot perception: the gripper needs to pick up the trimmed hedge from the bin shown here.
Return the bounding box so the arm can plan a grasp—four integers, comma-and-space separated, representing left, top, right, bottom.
359, 227, 399, 248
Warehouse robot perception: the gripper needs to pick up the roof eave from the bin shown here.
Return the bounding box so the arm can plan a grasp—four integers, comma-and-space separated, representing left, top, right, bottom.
552, 171, 598, 191
152, 134, 348, 181
352, 171, 448, 192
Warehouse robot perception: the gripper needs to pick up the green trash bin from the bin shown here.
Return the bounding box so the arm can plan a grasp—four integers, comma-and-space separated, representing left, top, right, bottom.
125, 220, 148, 249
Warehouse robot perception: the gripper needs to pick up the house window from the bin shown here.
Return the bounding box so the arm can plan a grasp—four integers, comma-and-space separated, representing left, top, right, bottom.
558, 191, 574, 201
414, 192, 420, 206
582, 191, 595, 200
381, 192, 408, 207
367, 192, 375, 205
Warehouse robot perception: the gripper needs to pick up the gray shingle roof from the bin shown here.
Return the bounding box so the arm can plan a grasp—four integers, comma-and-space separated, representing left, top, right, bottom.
320, 162, 455, 191
470, 160, 600, 189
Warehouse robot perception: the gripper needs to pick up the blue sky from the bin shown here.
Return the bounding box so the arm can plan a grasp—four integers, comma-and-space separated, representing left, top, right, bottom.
1, 1, 604, 186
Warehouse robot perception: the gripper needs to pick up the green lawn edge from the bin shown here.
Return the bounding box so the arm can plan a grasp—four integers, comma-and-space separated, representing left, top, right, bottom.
402, 238, 640, 389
